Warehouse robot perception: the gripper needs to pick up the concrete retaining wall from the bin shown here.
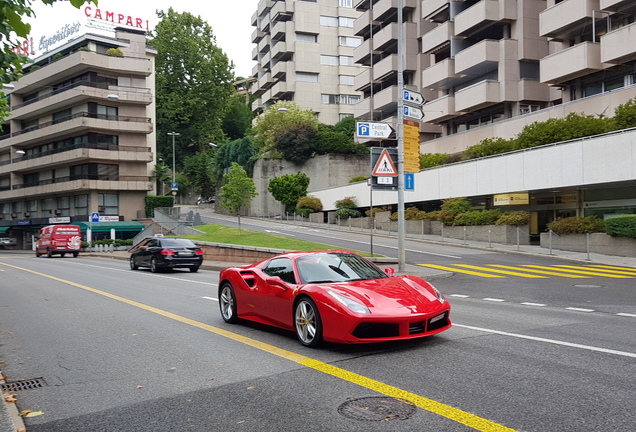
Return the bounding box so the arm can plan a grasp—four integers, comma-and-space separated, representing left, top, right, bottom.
540, 232, 636, 257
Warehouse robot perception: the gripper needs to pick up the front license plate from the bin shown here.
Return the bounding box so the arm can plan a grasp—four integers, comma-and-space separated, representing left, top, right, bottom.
429, 312, 446, 324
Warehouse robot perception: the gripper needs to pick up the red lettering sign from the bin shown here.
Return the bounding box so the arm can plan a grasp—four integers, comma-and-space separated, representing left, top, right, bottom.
84, 6, 149, 30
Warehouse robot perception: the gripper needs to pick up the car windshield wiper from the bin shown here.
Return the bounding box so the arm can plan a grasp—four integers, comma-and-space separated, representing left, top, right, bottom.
306, 279, 337, 284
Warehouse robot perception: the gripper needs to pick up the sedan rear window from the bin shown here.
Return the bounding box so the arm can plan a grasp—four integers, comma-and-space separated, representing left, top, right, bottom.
160, 238, 197, 247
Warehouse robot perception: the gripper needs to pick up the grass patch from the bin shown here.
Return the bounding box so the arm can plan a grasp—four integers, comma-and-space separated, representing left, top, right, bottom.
182, 224, 370, 255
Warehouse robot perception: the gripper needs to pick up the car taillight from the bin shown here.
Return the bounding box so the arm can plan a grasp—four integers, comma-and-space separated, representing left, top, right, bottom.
161, 249, 175, 256
195, 250, 204, 255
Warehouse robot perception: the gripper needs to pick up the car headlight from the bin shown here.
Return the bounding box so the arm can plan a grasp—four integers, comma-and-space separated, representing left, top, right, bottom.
327, 290, 370, 314
430, 284, 446, 304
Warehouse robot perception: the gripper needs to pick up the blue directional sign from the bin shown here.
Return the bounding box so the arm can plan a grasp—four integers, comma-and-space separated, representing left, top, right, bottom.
171, 182, 179, 191
405, 173, 415, 191
91, 212, 100, 223
356, 121, 395, 139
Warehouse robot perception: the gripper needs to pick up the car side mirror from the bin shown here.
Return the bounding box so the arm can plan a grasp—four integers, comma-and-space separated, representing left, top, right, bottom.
384, 267, 395, 277
267, 276, 289, 289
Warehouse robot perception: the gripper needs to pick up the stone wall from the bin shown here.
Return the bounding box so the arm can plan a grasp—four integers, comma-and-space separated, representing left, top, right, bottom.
540, 232, 636, 257
250, 154, 368, 217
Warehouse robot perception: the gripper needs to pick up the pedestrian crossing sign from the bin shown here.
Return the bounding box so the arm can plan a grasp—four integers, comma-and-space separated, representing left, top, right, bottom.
372, 149, 398, 176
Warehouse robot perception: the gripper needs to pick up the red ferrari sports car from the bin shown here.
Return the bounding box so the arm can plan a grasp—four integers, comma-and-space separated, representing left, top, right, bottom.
218, 250, 451, 347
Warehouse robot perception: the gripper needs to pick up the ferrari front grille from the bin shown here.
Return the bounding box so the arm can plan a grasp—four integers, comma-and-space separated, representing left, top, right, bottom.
352, 322, 399, 339
408, 321, 425, 335
427, 312, 449, 332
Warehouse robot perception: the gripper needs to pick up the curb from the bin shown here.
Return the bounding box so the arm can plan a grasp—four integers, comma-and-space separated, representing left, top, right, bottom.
1, 371, 26, 432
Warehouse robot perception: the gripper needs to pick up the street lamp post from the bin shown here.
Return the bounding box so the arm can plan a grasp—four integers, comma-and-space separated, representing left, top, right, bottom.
167, 132, 180, 184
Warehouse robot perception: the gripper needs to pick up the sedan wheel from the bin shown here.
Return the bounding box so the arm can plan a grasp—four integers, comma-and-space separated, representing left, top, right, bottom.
130, 257, 138, 270
150, 257, 160, 273
295, 297, 323, 348
219, 283, 238, 323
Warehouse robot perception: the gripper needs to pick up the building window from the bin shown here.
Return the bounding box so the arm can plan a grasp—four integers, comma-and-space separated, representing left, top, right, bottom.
296, 33, 317, 43
339, 75, 355, 85
53, 108, 72, 124
339, 0, 353, 7
57, 196, 70, 217
339, 113, 353, 121
320, 16, 339, 27
74, 194, 89, 216
320, 55, 338, 65
339, 36, 361, 47
41, 198, 54, 215
321, 94, 360, 105
339, 17, 354, 27
339, 56, 354, 66
98, 193, 118, 215
297, 72, 319, 82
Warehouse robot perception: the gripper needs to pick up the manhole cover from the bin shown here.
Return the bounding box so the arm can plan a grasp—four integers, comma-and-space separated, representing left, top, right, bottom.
1, 378, 47, 392
338, 397, 417, 421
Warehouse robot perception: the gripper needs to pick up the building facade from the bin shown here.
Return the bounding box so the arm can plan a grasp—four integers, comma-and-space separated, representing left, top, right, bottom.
250, 0, 366, 124
0, 28, 156, 249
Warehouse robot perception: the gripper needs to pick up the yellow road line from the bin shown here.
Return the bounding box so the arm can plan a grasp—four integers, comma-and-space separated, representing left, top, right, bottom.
488, 265, 590, 278
553, 265, 636, 276
455, 264, 547, 278
0, 261, 519, 432
520, 265, 633, 278
418, 264, 505, 278
588, 265, 636, 272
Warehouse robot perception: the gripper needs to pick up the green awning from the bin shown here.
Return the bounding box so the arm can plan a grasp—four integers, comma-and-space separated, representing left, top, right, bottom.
75, 221, 145, 233
0, 226, 9, 234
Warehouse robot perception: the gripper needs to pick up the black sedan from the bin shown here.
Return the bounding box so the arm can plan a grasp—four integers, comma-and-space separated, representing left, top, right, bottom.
129, 237, 204, 273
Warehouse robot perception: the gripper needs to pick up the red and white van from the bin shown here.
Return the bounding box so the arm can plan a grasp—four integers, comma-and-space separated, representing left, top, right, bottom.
35, 225, 82, 258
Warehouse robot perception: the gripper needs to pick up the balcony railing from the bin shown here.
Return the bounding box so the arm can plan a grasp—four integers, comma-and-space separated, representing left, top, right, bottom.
13, 174, 151, 190
14, 142, 150, 163
10, 112, 151, 138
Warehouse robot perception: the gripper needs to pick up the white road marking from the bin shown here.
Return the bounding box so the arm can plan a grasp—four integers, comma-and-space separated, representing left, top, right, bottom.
521, 302, 547, 307
616, 313, 636, 318
483, 298, 506, 302
455, 324, 636, 358
202, 296, 218, 302
450, 294, 470, 298
565, 307, 595, 312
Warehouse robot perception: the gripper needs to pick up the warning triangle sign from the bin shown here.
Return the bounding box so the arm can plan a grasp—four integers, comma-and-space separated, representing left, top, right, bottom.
372, 149, 398, 176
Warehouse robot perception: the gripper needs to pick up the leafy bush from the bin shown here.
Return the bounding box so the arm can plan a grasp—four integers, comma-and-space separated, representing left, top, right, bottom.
442, 153, 463, 164
440, 197, 472, 216
315, 129, 368, 156
546, 216, 605, 234
145, 195, 174, 218
296, 196, 323, 215
52, 53, 63, 61
336, 208, 362, 219
496, 211, 531, 226
515, 113, 612, 150
335, 196, 357, 210
106, 48, 124, 57
453, 209, 502, 226
425, 210, 455, 225
605, 215, 636, 238
464, 137, 516, 159
612, 98, 636, 130
349, 176, 368, 183
420, 153, 451, 169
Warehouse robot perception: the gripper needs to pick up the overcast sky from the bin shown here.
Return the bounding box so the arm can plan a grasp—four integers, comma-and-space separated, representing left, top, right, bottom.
27, 0, 259, 78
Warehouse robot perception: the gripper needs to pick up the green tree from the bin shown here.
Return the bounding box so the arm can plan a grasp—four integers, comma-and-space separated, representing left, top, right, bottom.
214, 137, 257, 177
275, 124, 317, 164
152, 162, 172, 196
222, 92, 254, 140
1, 0, 96, 120
268, 172, 310, 214
183, 152, 216, 200
150, 8, 234, 171
220, 162, 257, 233
251, 101, 319, 157
612, 97, 636, 130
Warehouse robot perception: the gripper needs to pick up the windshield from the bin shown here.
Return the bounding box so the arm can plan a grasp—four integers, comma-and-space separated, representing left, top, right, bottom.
297, 252, 388, 284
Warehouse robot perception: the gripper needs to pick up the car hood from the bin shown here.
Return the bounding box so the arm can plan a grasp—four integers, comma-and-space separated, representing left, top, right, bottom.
315, 275, 444, 314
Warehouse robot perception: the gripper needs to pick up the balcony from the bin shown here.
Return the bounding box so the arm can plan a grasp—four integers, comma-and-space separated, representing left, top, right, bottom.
257, 72, 274, 91
1, 145, 152, 175
271, 80, 294, 99
517, 79, 551, 102
257, 36, 270, 54
455, 0, 516, 37
373, 22, 417, 52
11, 83, 152, 120
271, 61, 288, 79
372, 85, 399, 115
372, 0, 418, 22
354, 67, 372, 92
422, 94, 457, 122
3, 176, 153, 198
251, 27, 265, 44
422, 58, 461, 90
601, 22, 636, 63
353, 38, 372, 65
422, 0, 450, 23
271, 40, 293, 60
455, 80, 500, 111
2, 112, 152, 147
422, 21, 454, 54
271, 19, 292, 41
600, 0, 631, 9
540, 42, 602, 84
454, 39, 500, 76
14, 52, 152, 93
373, 55, 398, 81
539, 0, 599, 40
354, 9, 372, 37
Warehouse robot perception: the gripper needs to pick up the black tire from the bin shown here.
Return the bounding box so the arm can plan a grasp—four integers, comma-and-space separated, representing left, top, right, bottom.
72, 252, 79, 258
35, 249, 41, 257
189, 266, 199, 273
130, 257, 138, 270
294, 297, 323, 348
150, 257, 160, 273
219, 283, 238, 323
61, 253, 66, 257
47, 249, 52, 258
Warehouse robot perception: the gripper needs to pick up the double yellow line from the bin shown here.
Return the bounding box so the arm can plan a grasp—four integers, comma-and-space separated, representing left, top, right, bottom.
1, 261, 519, 432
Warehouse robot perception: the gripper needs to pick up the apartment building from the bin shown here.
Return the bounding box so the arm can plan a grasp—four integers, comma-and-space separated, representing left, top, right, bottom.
250, 0, 366, 124
0, 27, 156, 249
304, 0, 636, 231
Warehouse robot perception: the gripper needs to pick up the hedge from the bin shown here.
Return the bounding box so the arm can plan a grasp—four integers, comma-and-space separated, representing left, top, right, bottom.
605, 215, 636, 238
